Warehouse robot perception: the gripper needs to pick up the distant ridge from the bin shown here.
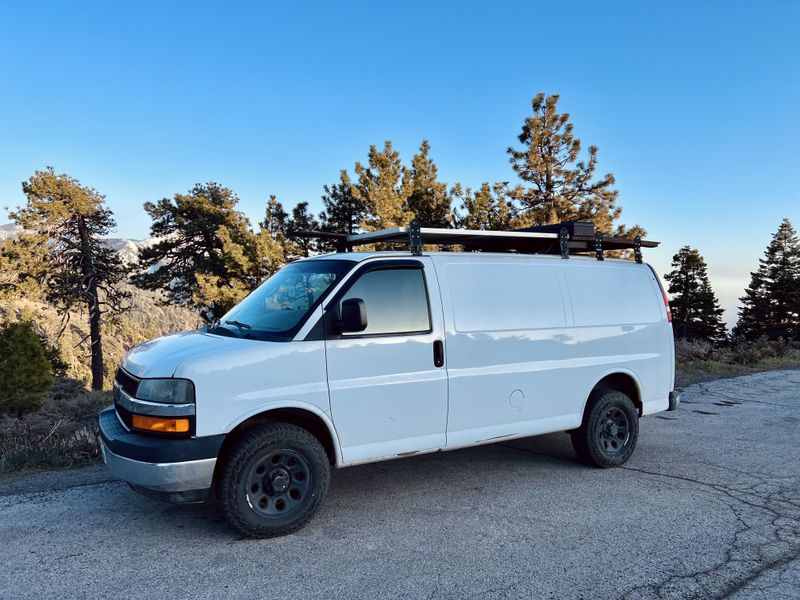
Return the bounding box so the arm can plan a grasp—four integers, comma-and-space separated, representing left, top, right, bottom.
0, 222, 156, 265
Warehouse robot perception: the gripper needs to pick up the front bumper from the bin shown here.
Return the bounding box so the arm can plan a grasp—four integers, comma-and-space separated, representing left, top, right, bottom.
99, 407, 224, 502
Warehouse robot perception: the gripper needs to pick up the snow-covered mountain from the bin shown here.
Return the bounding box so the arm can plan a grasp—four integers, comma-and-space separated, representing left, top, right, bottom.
0, 223, 21, 241
0, 222, 156, 265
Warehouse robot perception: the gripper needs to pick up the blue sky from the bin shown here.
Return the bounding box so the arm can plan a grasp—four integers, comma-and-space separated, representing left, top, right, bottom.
1, 1, 798, 326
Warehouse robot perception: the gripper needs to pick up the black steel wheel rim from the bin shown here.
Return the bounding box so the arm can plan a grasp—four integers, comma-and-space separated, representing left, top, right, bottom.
596, 407, 630, 456
245, 449, 312, 517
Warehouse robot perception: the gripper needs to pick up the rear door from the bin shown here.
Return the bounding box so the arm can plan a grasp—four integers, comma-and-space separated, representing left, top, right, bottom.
323, 258, 448, 464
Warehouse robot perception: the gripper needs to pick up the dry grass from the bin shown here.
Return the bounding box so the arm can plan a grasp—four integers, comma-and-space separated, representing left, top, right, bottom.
675, 338, 800, 387
0, 378, 110, 474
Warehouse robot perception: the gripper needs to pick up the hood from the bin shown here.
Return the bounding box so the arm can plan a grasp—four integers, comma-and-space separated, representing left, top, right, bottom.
122, 330, 245, 378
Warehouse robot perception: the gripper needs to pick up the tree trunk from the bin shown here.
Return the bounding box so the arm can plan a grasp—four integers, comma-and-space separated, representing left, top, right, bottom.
78, 217, 104, 390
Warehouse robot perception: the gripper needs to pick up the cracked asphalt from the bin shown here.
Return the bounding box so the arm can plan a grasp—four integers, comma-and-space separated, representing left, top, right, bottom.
2, 370, 800, 599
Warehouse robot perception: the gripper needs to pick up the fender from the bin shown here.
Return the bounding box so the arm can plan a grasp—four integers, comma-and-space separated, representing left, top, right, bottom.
579, 367, 643, 417
224, 400, 343, 466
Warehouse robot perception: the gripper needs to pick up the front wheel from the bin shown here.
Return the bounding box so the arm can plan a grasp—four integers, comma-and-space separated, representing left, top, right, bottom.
571, 389, 639, 468
217, 422, 330, 538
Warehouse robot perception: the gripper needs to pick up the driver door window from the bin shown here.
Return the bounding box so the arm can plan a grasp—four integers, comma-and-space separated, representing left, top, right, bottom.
339, 268, 431, 336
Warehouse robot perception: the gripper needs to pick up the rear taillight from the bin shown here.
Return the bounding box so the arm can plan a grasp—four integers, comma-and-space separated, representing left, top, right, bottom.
662, 290, 672, 323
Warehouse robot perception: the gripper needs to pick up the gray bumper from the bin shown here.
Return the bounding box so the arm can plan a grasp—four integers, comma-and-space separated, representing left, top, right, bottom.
101, 441, 216, 494
668, 391, 681, 411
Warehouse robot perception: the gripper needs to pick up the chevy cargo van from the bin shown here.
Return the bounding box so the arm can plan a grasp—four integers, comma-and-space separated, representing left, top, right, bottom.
100, 224, 678, 538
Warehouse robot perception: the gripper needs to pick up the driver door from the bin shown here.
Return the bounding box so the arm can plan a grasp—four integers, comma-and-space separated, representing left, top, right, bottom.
323, 258, 448, 464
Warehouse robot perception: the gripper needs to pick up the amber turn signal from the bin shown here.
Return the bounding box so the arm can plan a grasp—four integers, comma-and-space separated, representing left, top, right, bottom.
131, 414, 190, 433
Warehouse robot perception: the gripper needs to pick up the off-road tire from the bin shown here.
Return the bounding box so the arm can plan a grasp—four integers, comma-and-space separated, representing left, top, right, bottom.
217, 422, 330, 538
570, 388, 639, 468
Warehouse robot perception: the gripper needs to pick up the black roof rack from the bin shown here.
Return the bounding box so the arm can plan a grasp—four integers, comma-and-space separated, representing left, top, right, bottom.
292, 220, 658, 263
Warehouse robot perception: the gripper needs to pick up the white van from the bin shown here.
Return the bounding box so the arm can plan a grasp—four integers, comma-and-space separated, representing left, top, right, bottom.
100, 224, 678, 538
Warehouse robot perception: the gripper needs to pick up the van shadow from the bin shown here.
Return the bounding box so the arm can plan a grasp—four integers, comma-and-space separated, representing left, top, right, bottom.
146, 432, 583, 540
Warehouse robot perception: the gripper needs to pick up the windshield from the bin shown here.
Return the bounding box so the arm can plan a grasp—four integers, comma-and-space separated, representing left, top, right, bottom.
210, 260, 352, 341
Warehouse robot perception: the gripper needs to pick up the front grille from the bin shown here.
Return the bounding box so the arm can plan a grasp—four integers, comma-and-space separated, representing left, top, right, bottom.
114, 368, 139, 397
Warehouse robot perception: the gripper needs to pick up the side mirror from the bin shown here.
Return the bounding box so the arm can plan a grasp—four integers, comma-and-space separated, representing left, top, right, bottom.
333, 298, 368, 334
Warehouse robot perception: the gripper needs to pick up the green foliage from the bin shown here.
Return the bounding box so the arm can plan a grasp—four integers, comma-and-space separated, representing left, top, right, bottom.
287, 201, 320, 258
664, 246, 727, 342
406, 140, 452, 227
320, 171, 367, 237
0, 236, 47, 301
0, 321, 53, 416
352, 141, 415, 230
734, 218, 800, 341
507, 93, 640, 238
452, 182, 514, 230
134, 182, 277, 320
9, 167, 128, 390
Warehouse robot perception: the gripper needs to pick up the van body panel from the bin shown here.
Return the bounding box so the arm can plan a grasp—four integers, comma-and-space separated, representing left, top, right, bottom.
431, 253, 673, 448
172, 339, 331, 439
122, 331, 243, 378
323, 257, 449, 464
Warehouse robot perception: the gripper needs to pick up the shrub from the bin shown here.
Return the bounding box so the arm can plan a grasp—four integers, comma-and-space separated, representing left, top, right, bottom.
0, 321, 53, 416
674, 338, 714, 363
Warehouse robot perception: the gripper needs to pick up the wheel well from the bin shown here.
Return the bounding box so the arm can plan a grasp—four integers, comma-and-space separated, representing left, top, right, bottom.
216, 408, 337, 470
592, 373, 642, 416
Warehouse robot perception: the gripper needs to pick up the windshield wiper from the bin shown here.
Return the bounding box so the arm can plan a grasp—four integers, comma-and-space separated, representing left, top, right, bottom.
225, 320, 252, 330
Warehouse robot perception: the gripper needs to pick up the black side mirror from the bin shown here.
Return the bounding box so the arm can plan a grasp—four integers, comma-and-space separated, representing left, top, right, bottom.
333, 298, 368, 334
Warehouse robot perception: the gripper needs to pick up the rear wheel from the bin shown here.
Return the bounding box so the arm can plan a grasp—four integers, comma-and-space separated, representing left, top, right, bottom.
571, 389, 639, 468
218, 422, 330, 538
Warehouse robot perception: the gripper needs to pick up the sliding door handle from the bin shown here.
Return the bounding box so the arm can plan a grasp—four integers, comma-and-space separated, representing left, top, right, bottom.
433, 340, 444, 368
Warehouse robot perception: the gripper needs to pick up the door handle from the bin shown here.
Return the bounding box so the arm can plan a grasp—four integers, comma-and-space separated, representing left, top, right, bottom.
433, 340, 444, 368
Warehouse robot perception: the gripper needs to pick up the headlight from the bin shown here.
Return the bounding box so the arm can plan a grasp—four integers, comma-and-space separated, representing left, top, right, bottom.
135, 379, 194, 404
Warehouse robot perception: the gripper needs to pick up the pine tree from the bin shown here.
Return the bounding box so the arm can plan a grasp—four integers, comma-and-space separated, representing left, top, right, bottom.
352, 141, 414, 230
320, 170, 367, 236
261, 195, 289, 238
406, 140, 452, 227
664, 246, 727, 342
134, 182, 261, 321
507, 93, 640, 238
452, 182, 514, 230
10, 167, 128, 390
286, 202, 320, 258
734, 218, 800, 341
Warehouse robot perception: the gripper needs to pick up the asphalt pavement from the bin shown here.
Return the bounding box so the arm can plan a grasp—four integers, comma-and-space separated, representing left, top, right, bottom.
2, 370, 799, 599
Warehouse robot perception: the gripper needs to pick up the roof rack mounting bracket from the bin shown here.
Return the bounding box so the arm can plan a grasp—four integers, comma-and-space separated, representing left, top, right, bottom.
409, 220, 422, 256
634, 235, 642, 264
595, 231, 604, 261
559, 227, 570, 259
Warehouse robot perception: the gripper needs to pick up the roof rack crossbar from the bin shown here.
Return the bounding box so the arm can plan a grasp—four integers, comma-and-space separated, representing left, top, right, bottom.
290, 221, 659, 261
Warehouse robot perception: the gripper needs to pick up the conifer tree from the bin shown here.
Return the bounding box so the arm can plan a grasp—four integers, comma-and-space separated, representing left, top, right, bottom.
286, 201, 320, 258
10, 168, 128, 390
320, 170, 367, 237
734, 218, 800, 341
352, 141, 414, 230
664, 246, 727, 342
452, 182, 514, 230
261, 195, 289, 238
135, 183, 261, 320
406, 140, 452, 227
507, 93, 640, 238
